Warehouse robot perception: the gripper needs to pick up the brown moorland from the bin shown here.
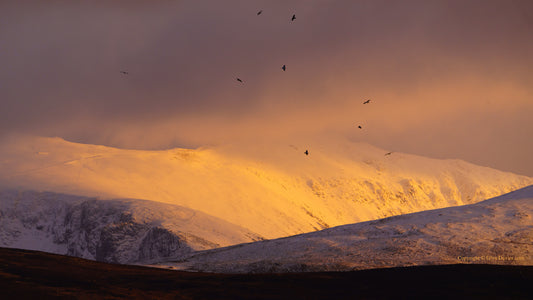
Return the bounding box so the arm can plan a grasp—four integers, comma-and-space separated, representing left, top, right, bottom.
0, 247, 531, 299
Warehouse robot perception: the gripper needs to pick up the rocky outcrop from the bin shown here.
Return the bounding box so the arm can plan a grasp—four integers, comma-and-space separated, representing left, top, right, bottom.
0, 190, 260, 264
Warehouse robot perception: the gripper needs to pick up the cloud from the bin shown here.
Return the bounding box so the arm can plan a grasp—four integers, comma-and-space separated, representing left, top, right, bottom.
1, 0, 532, 175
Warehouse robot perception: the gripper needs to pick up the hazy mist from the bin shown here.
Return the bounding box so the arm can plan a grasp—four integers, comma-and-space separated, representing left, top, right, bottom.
1, 0, 532, 175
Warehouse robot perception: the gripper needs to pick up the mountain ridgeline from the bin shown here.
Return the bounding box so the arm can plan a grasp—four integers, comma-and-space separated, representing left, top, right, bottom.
0, 136, 531, 264
161, 185, 533, 273
0, 190, 262, 264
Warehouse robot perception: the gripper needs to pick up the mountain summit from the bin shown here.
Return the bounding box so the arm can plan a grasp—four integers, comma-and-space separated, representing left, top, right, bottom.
1, 136, 531, 242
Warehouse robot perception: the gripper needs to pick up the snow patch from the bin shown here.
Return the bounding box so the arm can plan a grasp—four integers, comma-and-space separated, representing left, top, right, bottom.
0, 189, 262, 264
158, 185, 533, 273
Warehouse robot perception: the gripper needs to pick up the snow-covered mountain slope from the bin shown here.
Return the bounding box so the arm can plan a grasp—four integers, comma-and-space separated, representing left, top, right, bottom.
0, 189, 262, 264
158, 185, 533, 273
0, 135, 531, 240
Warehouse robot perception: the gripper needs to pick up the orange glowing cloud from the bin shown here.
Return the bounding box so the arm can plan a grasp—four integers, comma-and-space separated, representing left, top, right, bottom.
0, 0, 532, 175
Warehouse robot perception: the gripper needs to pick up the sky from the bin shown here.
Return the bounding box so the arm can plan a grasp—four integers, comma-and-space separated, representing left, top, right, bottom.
1, 0, 532, 176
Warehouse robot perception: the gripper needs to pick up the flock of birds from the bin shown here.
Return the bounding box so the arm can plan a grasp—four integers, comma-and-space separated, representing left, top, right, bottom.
235, 12, 294, 84
119, 11, 293, 84
302, 98, 380, 157
119, 9, 392, 158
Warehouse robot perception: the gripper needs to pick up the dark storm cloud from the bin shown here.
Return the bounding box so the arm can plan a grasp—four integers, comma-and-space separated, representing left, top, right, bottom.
1, 0, 532, 174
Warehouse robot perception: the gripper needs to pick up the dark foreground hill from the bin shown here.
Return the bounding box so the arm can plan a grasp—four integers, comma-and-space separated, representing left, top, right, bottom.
0, 247, 531, 299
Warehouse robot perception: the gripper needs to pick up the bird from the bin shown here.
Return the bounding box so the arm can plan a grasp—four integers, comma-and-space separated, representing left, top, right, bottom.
282, 65, 286, 71
385, 152, 393, 156
291, 14, 296, 21
304, 150, 309, 155
363, 99, 371, 104
236, 78, 243, 83
358, 125, 362, 129
120, 71, 129, 75
257, 10, 262, 15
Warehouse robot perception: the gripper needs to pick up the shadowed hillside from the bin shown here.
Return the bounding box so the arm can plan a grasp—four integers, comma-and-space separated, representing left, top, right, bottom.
0, 247, 532, 299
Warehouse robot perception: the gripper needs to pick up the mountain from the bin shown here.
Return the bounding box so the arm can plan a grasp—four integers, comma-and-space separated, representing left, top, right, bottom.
0, 189, 262, 264
1, 135, 531, 241
157, 185, 533, 273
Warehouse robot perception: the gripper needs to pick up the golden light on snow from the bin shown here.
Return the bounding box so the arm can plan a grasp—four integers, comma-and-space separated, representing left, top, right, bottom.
1, 136, 531, 239
1, 1, 533, 283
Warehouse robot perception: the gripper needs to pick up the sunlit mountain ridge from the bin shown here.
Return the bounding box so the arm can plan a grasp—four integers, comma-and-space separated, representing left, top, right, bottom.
158, 185, 533, 273
1, 135, 531, 241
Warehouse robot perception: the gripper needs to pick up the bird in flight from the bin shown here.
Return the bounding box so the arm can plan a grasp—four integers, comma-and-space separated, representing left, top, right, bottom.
257, 10, 262, 15
291, 14, 296, 21
236, 78, 244, 83
120, 71, 129, 75
282, 65, 286, 71
304, 150, 309, 156
363, 99, 371, 104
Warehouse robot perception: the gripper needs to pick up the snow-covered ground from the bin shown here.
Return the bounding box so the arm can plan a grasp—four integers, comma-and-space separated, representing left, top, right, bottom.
156, 185, 533, 273
0, 189, 262, 264
1, 135, 531, 242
